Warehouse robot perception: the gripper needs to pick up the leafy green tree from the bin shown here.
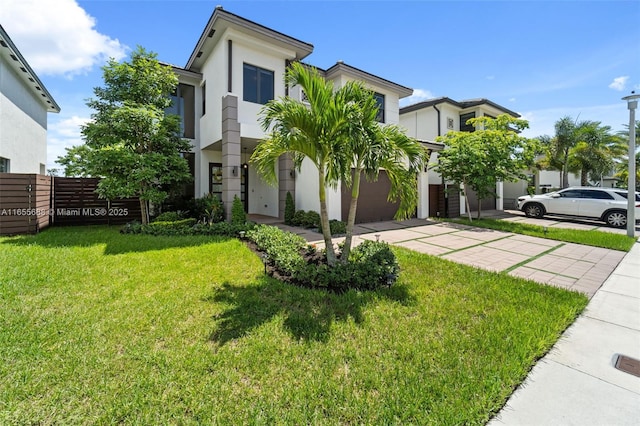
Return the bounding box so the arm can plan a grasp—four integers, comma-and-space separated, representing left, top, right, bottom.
538, 116, 580, 188
339, 83, 426, 261
252, 62, 351, 265
434, 115, 539, 220
57, 47, 192, 224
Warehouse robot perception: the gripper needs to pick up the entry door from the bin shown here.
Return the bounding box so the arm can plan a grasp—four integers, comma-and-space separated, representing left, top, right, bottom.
241, 165, 248, 211
209, 163, 222, 200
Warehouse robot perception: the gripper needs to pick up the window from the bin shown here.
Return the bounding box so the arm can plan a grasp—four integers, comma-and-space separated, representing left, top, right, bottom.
374, 92, 385, 123
167, 83, 196, 139
460, 112, 476, 132
0, 157, 9, 173
582, 190, 614, 200
201, 82, 206, 116
243, 63, 274, 104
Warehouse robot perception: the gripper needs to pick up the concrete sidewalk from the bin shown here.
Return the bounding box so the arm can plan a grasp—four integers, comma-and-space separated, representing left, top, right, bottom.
489, 241, 640, 425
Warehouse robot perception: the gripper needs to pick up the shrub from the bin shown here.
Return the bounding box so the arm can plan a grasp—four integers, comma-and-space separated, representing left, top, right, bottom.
121, 219, 255, 237
320, 219, 346, 236
246, 225, 307, 274
193, 193, 224, 224
153, 211, 183, 222
292, 210, 320, 229
245, 225, 399, 292
231, 195, 246, 225
284, 191, 295, 225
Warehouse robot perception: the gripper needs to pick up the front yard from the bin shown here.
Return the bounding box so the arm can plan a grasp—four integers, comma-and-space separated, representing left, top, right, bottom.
0, 227, 587, 424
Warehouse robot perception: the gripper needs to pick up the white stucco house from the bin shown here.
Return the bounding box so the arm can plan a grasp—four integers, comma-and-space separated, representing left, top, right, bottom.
399, 97, 522, 215
0, 25, 60, 174
169, 6, 440, 222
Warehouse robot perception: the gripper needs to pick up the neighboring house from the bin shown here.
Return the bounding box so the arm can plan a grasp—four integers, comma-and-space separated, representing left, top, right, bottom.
399, 97, 520, 216
169, 6, 435, 222
0, 25, 60, 174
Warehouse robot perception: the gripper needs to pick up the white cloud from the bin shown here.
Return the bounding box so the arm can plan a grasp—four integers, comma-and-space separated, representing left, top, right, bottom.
519, 103, 628, 139
400, 88, 434, 107
47, 115, 91, 168
0, 0, 127, 76
608, 76, 629, 91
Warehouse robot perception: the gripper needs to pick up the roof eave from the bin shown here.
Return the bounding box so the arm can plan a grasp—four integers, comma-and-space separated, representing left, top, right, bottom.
186, 7, 313, 70
0, 25, 60, 113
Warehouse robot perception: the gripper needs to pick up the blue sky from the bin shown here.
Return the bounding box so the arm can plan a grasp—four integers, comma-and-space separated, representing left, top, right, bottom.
2, 0, 639, 170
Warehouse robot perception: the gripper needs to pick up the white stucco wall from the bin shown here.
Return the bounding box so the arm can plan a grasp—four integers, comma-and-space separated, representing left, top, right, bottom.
295, 157, 342, 220
0, 55, 47, 173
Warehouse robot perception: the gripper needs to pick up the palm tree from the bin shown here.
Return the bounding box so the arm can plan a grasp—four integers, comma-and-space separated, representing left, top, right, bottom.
252, 62, 350, 265
614, 120, 640, 190
567, 121, 626, 186
338, 83, 426, 261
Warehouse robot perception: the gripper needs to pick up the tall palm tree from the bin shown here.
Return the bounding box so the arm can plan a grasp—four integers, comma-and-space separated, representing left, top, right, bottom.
338, 83, 426, 261
567, 121, 626, 186
252, 62, 350, 265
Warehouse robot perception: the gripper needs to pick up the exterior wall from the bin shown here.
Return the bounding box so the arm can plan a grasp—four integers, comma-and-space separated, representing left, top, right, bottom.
0, 55, 48, 174
326, 74, 402, 125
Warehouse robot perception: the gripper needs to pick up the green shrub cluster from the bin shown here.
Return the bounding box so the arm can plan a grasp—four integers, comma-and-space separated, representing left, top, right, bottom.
291, 210, 320, 229
121, 218, 197, 236
193, 193, 224, 224
246, 225, 399, 291
121, 219, 254, 237
153, 211, 183, 222
320, 219, 347, 236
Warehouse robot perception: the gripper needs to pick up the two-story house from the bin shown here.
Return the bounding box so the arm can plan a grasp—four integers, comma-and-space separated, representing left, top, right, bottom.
0, 25, 60, 174
399, 97, 522, 216
171, 6, 421, 222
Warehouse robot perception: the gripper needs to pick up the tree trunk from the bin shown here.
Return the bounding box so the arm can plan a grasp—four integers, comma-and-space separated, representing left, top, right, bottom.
581, 168, 588, 186
463, 182, 472, 221
140, 198, 149, 225
341, 168, 362, 263
317, 167, 337, 266
476, 198, 482, 219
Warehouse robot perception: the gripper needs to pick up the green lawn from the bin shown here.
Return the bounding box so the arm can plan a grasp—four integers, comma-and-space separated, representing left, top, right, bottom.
443, 217, 636, 252
1, 227, 588, 424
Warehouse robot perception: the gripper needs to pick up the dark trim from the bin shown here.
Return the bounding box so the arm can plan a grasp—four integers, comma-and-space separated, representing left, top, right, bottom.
227, 39, 232, 92
186, 7, 313, 70
325, 61, 413, 97
433, 104, 441, 136
400, 96, 520, 117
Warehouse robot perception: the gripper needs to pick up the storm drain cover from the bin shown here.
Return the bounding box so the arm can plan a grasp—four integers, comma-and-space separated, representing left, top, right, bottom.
614, 354, 640, 377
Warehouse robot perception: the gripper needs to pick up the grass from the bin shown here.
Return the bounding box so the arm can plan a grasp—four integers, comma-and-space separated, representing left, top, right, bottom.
0, 226, 588, 424
443, 217, 636, 252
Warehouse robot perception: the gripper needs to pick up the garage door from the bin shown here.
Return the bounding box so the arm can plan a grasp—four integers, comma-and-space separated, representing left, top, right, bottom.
341, 171, 400, 223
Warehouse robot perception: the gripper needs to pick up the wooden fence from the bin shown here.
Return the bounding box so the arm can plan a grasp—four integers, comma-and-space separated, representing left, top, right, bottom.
0, 174, 141, 236
0, 173, 52, 236
52, 177, 141, 227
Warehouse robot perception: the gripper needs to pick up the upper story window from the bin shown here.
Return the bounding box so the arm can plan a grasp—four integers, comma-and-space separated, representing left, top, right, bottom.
167, 83, 196, 139
460, 112, 476, 132
243, 63, 274, 105
0, 157, 9, 173
374, 92, 385, 123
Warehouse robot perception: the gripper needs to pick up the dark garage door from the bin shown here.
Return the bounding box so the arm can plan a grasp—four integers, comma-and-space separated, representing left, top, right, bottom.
341, 171, 400, 223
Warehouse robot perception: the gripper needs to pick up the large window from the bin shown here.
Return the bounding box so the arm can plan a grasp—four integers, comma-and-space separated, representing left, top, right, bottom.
243, 63, 274, 104
0, 157, 9, 173
374, 92, 385, 123
167, 83, 195, 139
460, 112, 476, 132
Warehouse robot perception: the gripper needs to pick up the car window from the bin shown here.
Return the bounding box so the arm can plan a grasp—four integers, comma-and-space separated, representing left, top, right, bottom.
583, 190, 614, 200
615, 191, 640, 202
559, 190, 584, 198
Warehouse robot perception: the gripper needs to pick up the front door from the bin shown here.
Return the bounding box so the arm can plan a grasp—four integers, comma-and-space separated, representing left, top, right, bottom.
209, 163, 222, 200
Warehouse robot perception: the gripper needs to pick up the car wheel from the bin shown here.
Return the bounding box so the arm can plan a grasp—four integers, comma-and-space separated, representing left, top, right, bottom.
604, 210, 627, 228
523, 203, 544, 218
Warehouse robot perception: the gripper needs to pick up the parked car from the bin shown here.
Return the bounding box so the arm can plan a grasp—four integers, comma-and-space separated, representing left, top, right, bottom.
517, 187, 640, 228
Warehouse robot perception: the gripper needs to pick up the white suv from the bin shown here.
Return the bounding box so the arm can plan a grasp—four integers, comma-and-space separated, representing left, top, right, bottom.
517, 187, 640, 228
